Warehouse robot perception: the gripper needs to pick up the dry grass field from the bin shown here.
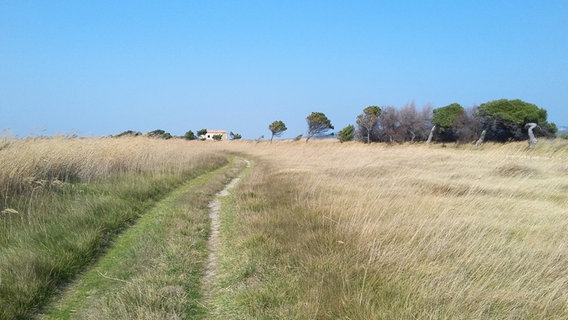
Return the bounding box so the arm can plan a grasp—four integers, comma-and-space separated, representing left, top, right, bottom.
1, 136, 567, 318
0, 136, 224, 196
214, 139, 568, 319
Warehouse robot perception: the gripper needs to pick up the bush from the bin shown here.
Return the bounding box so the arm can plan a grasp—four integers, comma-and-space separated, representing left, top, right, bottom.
478, 99, 556, 141
115, 130, 142, 137
338, 125, 355, 142
184, 130, 197, 140
230, 132, 242, 140
147, 129, 172, 140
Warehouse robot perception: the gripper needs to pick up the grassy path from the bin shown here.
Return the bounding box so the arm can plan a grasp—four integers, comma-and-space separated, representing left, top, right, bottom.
41, 157, 247, 319
201, 159, 250, 310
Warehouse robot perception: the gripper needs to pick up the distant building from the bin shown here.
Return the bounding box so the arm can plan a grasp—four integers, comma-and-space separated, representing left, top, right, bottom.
202, 129, 228, 141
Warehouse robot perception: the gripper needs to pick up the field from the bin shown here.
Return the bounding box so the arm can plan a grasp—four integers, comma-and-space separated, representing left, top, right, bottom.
1, 136, 567, 319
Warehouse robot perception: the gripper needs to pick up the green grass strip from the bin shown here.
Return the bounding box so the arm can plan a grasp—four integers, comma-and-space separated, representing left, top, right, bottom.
1, 159, 227, 320
43, 158, 246, 319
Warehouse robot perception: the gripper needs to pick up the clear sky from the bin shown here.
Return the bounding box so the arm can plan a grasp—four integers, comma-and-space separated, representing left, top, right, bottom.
2, 1, 567, 138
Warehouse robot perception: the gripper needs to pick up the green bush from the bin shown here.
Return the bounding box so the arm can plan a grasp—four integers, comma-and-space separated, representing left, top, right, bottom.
184, 130, 197, 140
338, 125, 355, 142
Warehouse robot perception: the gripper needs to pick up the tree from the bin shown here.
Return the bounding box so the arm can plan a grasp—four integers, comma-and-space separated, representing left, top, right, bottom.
431, 103, 465, 142
453, 106, 483, 144
376, 106, 402, 143
184, 130, 196, 140
398, 103, 431, 143
268, 120, 287, 142
525, 123, 538, 147
432, 103, 464, 127
147, 129, 172, 139
229, 131, 242, 140
306, 112, 333, 142
356, 106, 381, 143
338, 124, 355, 143
197, 129, 207, 137
478, 99, 547, 125
477, 99, 556, 142
115, 130, 142, 137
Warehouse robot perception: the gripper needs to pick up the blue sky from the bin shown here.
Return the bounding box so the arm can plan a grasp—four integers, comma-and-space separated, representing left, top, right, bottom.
1, 1, 567, 138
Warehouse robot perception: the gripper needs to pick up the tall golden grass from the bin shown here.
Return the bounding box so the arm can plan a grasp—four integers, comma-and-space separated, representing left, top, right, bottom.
0, 136, 225, 199
216, 139, 568, 318
2, 136, 567, 318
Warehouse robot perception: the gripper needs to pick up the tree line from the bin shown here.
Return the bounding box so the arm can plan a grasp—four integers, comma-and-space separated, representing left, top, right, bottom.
114, 129, 242, 141
276, 98, 556, 145
115, 98, 557, 146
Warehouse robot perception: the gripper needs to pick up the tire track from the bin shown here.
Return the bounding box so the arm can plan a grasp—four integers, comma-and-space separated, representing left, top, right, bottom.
202, 159, 249, 304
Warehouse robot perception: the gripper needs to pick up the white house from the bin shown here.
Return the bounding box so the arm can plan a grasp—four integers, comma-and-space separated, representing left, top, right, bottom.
202, 129, 228, 141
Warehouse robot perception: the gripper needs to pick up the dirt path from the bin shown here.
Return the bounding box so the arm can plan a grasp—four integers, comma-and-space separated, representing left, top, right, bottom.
201, 159, 249, 303
39, 160, 248, 319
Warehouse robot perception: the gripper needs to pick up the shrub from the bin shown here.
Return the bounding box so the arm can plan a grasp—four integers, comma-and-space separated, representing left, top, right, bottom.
338, 125, 355, 142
